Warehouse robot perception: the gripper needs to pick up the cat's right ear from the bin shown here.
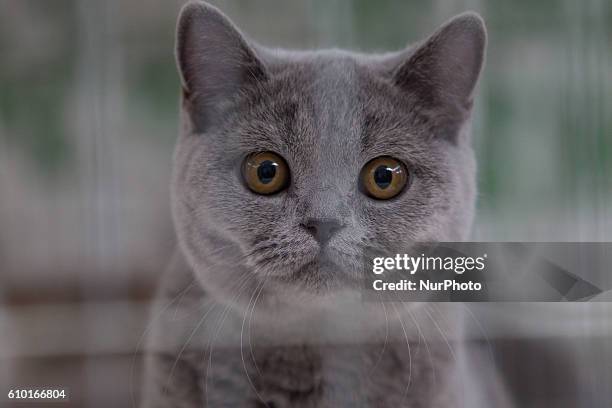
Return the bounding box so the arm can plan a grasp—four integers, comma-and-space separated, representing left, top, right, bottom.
176, 1, 267, 130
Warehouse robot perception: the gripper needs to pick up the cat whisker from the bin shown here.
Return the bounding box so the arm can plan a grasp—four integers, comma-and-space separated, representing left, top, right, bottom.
129, 275, 198, 408
404, 305, 437, 394
170, 281, 201, 321
424, 305, 457, 359
462, 303, 495, 365
390, 302, 413, 404
425, 305, 466, 408
365, 301, 389, 381
204, 274, 256, 408
211, 244, 269, 265
248, 275, 269, 379
240, 278, 269, 407
164, 294, 220, 391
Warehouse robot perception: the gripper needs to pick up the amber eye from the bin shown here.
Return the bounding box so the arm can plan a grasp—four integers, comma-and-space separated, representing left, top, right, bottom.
242, 152, 290, 195
360, 156, 408, 200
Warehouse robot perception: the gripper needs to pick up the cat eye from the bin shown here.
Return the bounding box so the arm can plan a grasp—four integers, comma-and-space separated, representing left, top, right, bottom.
360, 156, 408, 200
242, 152, 290, 195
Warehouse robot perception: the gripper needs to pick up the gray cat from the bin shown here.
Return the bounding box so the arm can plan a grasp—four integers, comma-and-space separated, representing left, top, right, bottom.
142, 2, 512, 407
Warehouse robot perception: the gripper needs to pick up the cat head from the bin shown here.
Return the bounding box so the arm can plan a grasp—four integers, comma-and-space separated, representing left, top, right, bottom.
172, 1, 486, 309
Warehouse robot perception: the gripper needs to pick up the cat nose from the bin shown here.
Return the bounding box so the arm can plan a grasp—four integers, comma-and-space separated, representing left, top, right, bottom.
301, 218, 344, 245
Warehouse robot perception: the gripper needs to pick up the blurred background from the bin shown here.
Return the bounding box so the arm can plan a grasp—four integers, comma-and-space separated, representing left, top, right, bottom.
0, 0, 611, 406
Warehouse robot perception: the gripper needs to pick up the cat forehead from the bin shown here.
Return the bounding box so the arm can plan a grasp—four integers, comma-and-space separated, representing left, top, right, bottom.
261, 51, 398, 123
263, 48, 392, 86
232, 50, 420, 159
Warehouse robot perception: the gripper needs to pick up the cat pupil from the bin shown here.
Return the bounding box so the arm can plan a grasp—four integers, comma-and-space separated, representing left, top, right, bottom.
257, 160, 277, 184
374, 165, 393, 189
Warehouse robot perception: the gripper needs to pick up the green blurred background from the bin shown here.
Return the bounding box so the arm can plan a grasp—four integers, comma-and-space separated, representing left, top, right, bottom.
0, 0, 611, 406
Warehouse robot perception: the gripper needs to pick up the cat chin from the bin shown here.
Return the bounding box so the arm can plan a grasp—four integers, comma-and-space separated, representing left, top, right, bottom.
239, 290, 433, 344
273, 260, 363, 294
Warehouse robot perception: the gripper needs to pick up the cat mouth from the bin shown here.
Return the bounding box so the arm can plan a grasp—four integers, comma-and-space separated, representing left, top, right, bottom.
276, 253, 362, 293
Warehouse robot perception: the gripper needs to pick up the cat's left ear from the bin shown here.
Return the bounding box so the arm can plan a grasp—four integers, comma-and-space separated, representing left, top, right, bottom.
392, 12, 486, 140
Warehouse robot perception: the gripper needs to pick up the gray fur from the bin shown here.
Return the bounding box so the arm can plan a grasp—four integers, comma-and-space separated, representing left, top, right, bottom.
142, 2, 511, 407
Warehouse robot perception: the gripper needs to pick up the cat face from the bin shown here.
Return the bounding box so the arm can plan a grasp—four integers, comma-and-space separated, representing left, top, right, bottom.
172, 2, 485, 307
